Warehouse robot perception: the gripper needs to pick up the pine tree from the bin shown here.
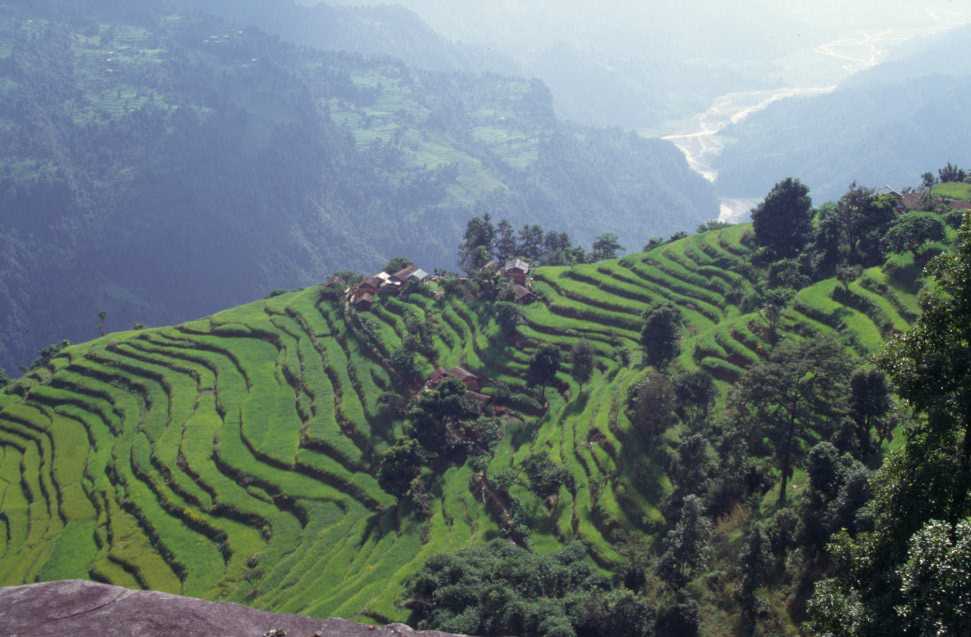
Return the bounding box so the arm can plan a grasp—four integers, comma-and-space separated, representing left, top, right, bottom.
641, 305, 681, 369
657, 495, 712, 589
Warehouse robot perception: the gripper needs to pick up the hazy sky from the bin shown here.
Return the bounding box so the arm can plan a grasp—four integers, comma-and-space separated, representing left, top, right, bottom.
326, 0, 971, 58
317, 0, 971, 130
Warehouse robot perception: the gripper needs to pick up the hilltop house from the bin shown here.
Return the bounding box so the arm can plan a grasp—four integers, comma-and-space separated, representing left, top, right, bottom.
391, 265, 431, 286
391, 265, 417, 284
356, 275, 385, 295
899, 192, 926, 211
350, 291, 374, 311
502, 259, 530, 286
346, 264, 431, 310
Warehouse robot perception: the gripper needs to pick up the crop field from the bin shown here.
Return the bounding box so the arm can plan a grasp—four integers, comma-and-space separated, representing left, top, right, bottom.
933, 181, 971, 201
0, 225, 920, 621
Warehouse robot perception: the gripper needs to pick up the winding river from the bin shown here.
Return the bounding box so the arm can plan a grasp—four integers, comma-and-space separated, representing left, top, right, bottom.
662, 21, 964, 221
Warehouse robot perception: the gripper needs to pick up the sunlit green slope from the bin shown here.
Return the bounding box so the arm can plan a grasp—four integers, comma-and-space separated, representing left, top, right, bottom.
0, 224, 919, 621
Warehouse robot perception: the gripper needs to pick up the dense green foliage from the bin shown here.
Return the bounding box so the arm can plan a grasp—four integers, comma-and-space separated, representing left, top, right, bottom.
731, 337, 852, 505
895, 519, 971, 635
1, 175, 968, 635
883, 214, 946, 256
640, 306, 682, 369
806, 208, 971, 636
0, 0, 715, 373
405, 541, 654, 637
751, 178, 813, 259
570, 341, 595, 388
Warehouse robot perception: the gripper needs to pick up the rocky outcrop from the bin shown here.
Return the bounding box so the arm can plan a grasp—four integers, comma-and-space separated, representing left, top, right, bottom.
0, 581, 462, 637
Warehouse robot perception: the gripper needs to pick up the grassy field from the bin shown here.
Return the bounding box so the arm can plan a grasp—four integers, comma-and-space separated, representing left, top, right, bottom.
933, 181, 971, 201
0, 224, 922, 621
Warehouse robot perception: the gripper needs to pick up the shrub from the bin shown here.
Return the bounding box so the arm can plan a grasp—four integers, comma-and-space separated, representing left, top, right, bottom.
883, 252, 921, 289
938, 162, 966, 183
406, 541, 646, 637
946, 209, 968, 229
626, 371, 676, 441
522, 453, 575, 499
641, 306, 681, 369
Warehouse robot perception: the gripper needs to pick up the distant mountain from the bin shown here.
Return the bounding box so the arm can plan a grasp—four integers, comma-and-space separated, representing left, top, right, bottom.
714, 26, 971, 203
0, 0, 715, 372
327, 0, 884, 130
170, 0, 518, 75
526, 42, 758, 131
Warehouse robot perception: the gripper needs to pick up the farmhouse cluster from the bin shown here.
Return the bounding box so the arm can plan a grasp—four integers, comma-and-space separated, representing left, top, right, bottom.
347, 264, 431, 310
345, 258, 536, 311
482, 258, 537, 304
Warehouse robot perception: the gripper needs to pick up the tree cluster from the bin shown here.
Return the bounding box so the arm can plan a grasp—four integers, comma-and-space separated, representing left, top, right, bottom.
751, 176, 963, 295
405, 540, 656, 637
743, 176, 958, 333
378, 379, 502, 512
937, 161, 968, 183
805, 212, 971, 637
459, 214, 624, 274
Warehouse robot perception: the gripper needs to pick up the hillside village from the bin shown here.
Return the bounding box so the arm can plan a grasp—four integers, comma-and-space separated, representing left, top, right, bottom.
346, 258, 536, 312
346, 264, 432, 311
342, 257, 539, 411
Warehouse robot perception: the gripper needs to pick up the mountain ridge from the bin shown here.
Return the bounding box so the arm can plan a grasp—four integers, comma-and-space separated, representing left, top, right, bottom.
0, 0, 715, 373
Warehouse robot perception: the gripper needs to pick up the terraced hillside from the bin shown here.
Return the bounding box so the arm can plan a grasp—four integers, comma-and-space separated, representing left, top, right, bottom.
0, 224, 923, 622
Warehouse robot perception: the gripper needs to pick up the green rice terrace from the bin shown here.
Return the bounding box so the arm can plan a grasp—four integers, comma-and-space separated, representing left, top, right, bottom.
0, 208, 942, 625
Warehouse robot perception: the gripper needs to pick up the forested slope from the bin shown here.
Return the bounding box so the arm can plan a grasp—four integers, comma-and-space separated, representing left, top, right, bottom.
0, 0, 715, 373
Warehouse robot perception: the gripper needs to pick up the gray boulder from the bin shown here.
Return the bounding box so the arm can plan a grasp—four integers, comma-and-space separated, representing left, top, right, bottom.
0, 580, 462, 637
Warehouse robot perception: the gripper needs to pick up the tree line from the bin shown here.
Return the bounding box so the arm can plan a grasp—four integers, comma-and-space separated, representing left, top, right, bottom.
459, 214, 624, 273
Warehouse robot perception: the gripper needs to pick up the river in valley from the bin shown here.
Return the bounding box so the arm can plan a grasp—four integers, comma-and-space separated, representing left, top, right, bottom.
661, 20, 965, 222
